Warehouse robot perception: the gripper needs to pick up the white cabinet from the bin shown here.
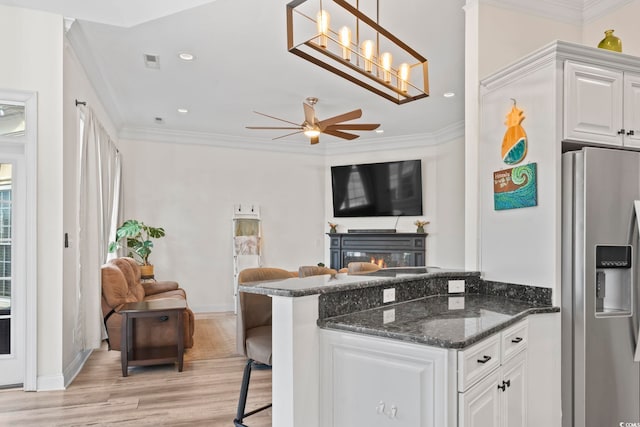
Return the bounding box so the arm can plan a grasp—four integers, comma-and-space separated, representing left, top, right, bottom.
320, 319, 530, 427
458, 320, 528, 427
564, 61, 640, 148
320, 329, 449, 427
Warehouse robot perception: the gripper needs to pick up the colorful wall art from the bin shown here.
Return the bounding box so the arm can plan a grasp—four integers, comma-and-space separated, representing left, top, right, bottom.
494, 163, 537, 210
501, 102, 528, 165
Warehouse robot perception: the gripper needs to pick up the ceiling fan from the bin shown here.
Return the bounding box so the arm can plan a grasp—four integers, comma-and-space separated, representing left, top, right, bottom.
246, 97, 380, 145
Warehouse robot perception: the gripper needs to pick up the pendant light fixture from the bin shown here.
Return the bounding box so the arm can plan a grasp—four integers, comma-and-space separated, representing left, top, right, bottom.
286, 0, 429, 104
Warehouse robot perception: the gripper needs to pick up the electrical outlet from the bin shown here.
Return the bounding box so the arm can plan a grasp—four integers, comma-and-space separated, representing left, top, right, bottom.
383, 287, 396, 303
448, 296, 465, 310
383, 308, 396, 324
448, 279, 465, 293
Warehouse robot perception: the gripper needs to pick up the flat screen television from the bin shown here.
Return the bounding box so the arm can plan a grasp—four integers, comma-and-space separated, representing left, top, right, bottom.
331, 159, 423, 217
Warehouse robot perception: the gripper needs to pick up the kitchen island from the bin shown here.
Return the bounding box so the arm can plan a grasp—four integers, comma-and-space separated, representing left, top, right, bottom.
238, 267, 559, 427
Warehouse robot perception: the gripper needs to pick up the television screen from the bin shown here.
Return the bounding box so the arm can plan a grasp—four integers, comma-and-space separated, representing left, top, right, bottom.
331, 160, 423, 217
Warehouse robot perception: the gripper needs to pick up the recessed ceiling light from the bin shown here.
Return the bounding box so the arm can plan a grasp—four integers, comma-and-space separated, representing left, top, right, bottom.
178, 52, 195, 61
177, 108, 189, 114
443, 92, 455, 98
375, 129, 384, 134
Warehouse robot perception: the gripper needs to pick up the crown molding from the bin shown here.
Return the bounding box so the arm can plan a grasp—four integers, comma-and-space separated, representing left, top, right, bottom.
479, 0, 632, 24
481, 39, 640, 91
118, 120, 465, 156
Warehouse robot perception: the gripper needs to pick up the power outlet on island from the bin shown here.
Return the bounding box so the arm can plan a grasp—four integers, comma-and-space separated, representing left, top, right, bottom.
383, 287, 396, 303
383, 308, 396, 324
448, 279, 465, 294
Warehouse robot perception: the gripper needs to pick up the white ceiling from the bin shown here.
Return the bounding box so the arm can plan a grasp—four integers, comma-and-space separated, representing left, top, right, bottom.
2, 0, 467, 150
3, 0, 628, 150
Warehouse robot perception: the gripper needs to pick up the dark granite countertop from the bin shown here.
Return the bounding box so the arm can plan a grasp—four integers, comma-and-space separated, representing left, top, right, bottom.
237, 267, 480, 297
318, 294, 559, 349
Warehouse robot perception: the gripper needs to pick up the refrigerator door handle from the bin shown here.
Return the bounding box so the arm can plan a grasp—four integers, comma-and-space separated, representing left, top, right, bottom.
630, 201, 640, 361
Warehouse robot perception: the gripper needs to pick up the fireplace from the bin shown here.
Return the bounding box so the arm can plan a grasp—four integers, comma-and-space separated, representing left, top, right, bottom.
328, 232, 427, 270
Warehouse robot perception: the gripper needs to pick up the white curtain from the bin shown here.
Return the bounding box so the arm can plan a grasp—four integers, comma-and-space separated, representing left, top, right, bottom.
77, 108, 122, 350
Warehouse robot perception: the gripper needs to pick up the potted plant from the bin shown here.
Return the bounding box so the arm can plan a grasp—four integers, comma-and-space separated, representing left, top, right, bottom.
108, 219, 166, 277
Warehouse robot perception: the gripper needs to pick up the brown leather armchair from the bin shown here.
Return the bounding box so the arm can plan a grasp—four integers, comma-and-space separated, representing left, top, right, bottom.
101, 257, 195, 351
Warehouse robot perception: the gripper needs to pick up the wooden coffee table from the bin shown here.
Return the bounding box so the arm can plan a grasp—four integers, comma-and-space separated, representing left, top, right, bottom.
119, 299, 187, 377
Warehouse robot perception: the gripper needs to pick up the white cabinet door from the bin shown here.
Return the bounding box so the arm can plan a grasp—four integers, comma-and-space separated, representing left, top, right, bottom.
321, 330, 448, 427
459, 369, 501, 427
501, 351, 527, 427
624, 72, 640, 148
564, 61, 624, 146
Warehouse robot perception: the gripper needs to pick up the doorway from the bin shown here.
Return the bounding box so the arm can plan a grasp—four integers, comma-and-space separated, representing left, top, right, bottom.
0, 93, 36, 389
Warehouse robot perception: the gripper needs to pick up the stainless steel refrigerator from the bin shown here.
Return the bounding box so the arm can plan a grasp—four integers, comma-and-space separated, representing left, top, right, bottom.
562, 147, 640, 427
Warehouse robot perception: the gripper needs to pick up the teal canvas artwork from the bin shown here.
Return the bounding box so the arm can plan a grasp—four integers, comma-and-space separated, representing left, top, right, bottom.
493, 163, 537, 210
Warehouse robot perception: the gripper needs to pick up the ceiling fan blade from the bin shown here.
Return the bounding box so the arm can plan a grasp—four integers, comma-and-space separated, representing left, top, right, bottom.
303, 102, 316, 125
310, 136, 320, 145
325, 123, 380, 131
318, 109, 362, 129
272, 130, 304, 141
246, 126, 303, 130
323, 129, 360, 140
253, 111, 301, 126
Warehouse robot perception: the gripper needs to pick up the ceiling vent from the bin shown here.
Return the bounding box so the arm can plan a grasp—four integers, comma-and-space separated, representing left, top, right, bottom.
144, 54, 160, 69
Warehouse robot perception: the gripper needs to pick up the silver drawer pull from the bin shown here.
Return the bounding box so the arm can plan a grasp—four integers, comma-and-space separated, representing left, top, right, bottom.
511, 337, 523, 343
376, 401, 385, 414
477, 355, 491, 364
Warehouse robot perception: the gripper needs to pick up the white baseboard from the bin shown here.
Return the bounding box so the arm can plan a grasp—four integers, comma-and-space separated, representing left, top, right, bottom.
190, 304, 234, 313
37, 374, 65, 391
63, 349, 92, 388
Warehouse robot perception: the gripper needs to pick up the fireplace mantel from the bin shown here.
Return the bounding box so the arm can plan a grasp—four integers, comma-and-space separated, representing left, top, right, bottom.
328, 232, 427, 270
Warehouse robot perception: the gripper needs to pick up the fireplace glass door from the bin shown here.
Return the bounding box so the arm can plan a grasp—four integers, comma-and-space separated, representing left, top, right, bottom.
343, 251, 416, 269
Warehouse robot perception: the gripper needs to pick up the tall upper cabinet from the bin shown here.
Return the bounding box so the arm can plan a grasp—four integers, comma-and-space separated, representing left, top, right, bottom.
564, 61, 640, 148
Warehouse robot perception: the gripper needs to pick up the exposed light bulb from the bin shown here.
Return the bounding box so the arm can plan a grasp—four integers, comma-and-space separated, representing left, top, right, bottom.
362, 40, 374, 73
380, 52, 392, 83
339, 26, 352, 61
399, 63, 410, 93
317, 10, 330, 48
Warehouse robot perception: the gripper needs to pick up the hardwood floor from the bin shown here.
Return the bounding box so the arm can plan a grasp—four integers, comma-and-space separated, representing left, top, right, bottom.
0, 313, 272, 426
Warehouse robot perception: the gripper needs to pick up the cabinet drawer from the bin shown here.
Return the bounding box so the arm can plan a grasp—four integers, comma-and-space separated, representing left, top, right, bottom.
458, 334, 501, 392
501, 320, 528, 362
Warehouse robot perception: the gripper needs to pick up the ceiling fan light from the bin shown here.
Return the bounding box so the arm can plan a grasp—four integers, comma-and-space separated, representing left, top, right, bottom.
304, 128, 321, 138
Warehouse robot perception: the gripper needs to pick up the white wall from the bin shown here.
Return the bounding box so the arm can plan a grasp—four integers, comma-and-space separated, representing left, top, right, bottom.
583, 0, 640, 57
479, 61, 559, 289
62, 38, 119, 380
0, 5, 65, 389
118, 139, 326, 312
325, 137, 465, 269
464, 1, 582, 270
478, 4, 581, 79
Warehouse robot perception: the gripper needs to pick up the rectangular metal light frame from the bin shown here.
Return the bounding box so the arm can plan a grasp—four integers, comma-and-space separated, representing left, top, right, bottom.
286, 0, 429, 105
